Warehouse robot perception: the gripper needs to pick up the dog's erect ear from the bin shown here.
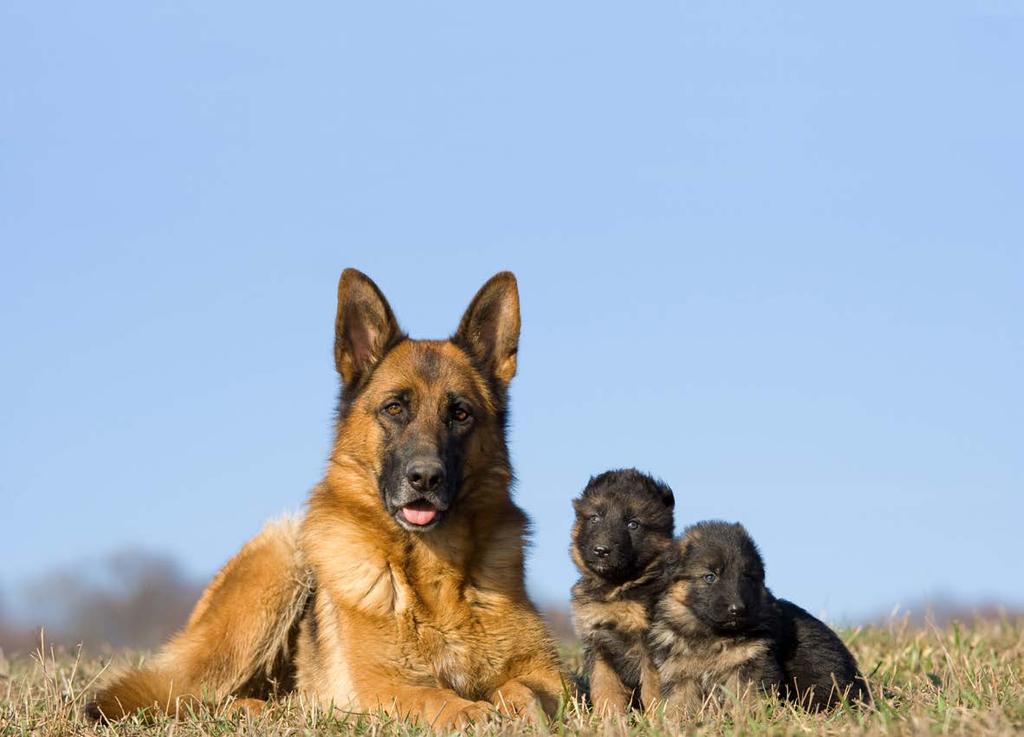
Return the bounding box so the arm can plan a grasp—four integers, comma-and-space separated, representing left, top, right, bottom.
675, 533, 696, 564
334, 269, 404, 385
453, 272, 521, 386
655, 479, 675, 510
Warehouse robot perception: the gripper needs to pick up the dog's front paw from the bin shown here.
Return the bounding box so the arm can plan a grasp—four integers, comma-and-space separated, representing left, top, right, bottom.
489, 680, 545, 721
434, 698, 496, 729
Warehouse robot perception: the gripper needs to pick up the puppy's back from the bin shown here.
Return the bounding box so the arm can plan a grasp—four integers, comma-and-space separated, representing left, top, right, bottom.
772, 599, 870, 709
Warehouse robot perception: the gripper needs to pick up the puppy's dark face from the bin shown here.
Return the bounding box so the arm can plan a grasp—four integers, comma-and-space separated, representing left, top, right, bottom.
676, 522, 769, 633
571, 469, 675, 584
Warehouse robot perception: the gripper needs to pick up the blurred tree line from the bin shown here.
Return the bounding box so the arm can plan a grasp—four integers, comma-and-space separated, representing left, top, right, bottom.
2, 550, 1015, 657
0, 550, 578, 655
0, 550, 201, 654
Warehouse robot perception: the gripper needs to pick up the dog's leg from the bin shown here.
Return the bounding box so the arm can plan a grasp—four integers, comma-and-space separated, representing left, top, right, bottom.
663, 677, 703, 719
486, 625, 565, 719
639, 651, 662, 714
720, 671, 761, 713
489, 661, 565, 721
588, 653, 630, 715
366, 683, 495, 728
87, 518, 308, 721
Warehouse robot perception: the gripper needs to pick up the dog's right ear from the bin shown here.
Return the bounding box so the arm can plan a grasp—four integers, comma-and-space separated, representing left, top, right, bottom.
334, 269, 404, 386
675, 531, 698, 562
652, 478, 675, 510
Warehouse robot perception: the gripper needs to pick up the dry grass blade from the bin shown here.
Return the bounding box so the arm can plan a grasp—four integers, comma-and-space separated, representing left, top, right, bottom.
1, 618, 1022, 737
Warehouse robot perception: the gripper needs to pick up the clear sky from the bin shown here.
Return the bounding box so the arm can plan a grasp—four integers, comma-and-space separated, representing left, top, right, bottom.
1, 1, 1021, 623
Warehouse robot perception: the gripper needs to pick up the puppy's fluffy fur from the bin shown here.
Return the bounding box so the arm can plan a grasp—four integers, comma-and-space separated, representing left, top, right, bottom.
570, 469, 675, 713
649, 521, 870, 714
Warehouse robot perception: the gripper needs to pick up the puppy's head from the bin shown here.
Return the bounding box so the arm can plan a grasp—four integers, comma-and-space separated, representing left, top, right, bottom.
673, 521, 770, 633
571, 468, 675, 584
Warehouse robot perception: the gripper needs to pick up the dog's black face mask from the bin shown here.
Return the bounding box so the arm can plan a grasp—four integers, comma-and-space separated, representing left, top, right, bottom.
572, 469, 675, 584
679, 522, 769, 633
375, 383, 476, 532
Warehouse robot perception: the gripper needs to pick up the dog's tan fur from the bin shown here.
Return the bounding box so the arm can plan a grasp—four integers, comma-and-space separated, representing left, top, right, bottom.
649, 578, 772, 716
568, 472, 676, 715
88, 270, 565, 728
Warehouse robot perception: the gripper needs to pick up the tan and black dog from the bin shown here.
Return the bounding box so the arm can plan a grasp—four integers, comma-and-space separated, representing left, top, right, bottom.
569, 469, 676, 714
87, 269, 566, 727
649, 521, 869, 716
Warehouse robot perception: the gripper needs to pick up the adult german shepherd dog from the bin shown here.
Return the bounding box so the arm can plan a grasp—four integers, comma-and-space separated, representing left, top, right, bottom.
87, 270, 566, 727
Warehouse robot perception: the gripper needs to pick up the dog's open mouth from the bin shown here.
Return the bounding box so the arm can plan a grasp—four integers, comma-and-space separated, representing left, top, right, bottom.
399, 500, 440, 527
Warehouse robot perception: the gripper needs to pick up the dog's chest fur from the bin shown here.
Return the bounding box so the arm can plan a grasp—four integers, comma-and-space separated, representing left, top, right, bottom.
391, 554, 509, 696
652, 625, 770, 688
572, 574, 664, 689
300, 497, 528, 703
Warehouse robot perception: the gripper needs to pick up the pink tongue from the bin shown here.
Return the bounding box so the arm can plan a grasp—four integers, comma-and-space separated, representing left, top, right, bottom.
401, 503, 438, 526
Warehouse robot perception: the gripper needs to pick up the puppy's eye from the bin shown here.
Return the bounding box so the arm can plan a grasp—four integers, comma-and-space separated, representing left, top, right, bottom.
703, 573, 718, 584
589, 514, 601, 524
626, 520, 640, 530
452, 406, 471, 423
382, 402, 404, 417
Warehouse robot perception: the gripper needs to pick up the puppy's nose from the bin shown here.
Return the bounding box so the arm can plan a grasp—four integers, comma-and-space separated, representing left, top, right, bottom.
728, 603, 746, 616
406, 460, 445, 492
592, 545, 610, 558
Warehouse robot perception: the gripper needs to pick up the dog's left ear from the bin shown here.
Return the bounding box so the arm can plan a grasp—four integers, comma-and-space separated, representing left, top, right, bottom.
654, 479, 675, 510
453, 272, 521, 386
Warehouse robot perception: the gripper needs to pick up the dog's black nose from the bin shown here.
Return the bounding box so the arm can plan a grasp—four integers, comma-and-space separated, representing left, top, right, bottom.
728, 603, 746, 616
406, 460, 445, 492
592, 545, 610, 558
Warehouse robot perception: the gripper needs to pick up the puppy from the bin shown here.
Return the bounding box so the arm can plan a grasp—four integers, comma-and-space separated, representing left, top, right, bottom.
649, 521, 870, 715
570, 469, 676, 714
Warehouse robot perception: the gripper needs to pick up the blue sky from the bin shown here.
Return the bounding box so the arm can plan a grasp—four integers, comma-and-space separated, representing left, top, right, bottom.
1, 1, 1021, 623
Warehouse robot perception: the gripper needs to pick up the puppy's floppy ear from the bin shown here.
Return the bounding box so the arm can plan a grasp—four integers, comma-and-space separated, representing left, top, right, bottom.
453, 272, 521, 386
334, 269, 404, 386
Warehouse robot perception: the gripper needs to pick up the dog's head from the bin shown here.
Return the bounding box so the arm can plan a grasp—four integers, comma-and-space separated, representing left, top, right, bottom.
331, 269, 519, 532
571, 469, 675, 584
672, 521, 769, 633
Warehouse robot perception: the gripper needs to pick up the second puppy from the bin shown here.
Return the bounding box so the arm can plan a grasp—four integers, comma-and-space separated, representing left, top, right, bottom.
648, 521, 870, 715
570, 469, 676, 714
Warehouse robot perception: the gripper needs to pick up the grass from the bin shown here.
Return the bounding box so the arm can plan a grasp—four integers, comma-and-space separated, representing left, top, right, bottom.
2, 617, 1022, 737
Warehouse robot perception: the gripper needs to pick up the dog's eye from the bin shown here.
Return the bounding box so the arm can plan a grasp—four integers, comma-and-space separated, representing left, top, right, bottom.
588, 514, 601, 524
383, 402, 404, 417
703, 573, 718, 584
626, 520, 640, 530
452, 406, 471, 423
